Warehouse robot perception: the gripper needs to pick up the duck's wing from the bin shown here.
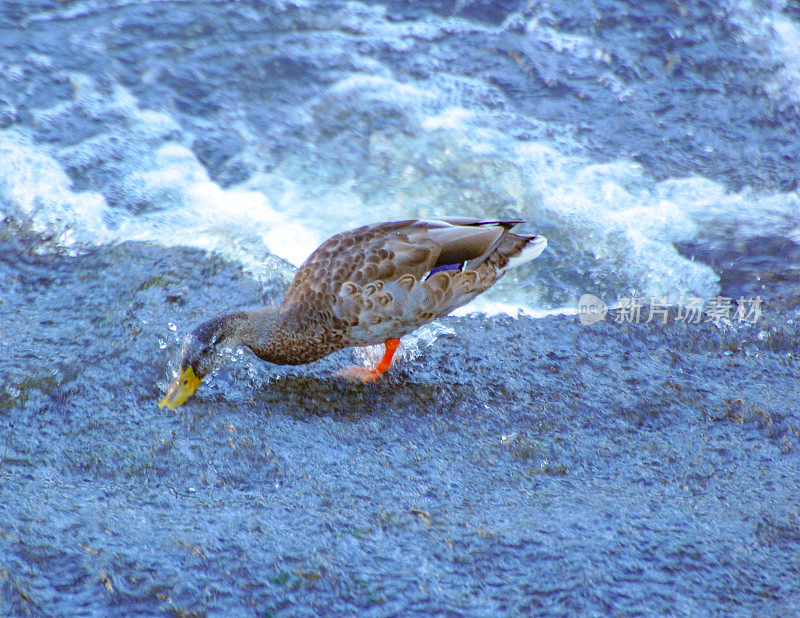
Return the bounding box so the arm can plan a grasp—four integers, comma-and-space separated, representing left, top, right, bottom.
281, 218, 518, 307
280, 218, 545, 343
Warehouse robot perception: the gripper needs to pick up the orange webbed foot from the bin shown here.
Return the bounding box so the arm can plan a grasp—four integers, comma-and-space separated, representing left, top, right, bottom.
336, 338, 401, 383
335, 366, 384, 383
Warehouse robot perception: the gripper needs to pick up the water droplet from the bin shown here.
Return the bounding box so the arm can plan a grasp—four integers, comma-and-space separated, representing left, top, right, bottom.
168, 322, 177, 331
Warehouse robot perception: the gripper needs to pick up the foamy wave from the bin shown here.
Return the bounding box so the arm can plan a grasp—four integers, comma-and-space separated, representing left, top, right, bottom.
726, 0, 800, 107
242, 84, 723, 305
0, 129, 109, 247
2, 70, 797, 315
1, 76, 311, 281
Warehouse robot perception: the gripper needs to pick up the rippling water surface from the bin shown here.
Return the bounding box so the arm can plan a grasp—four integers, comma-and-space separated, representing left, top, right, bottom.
2, 1, 800, 615
2, 0, 799, 310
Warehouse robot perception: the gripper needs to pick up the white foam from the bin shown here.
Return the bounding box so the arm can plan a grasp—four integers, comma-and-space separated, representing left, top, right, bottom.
0, 129, 109, 247
422, 107, 474, 131
452, 298, 539, 318
1, 76, 313, 280
114, 142, 319, 269
527, 21, 612, 64
2, 62, 798, 318
725, 0, 800, 105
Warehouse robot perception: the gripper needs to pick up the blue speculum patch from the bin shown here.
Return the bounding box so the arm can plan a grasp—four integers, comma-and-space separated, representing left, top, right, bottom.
426, 262, 463, 279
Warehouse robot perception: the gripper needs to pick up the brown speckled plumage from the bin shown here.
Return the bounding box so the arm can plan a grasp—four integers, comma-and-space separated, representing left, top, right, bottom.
246, 217, 547, 363
162, 217, 547, 407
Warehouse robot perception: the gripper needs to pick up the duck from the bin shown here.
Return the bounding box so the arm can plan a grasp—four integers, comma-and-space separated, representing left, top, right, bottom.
159, 217, 547, 409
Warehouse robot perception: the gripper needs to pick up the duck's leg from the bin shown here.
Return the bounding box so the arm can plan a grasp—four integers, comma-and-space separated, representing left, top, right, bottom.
366, 338, 401, 380
337, 338, 401, 382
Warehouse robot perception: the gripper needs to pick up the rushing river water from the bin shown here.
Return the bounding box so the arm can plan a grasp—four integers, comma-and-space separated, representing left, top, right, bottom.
2, 0, 800, 310
1, 1, 799, 615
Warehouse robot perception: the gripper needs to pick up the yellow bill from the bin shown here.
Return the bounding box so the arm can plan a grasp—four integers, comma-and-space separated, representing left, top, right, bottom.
159, 366, 202, 410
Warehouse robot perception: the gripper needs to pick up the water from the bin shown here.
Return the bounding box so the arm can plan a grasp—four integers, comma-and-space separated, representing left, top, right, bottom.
1, 0, 798, 313
2, 2, 800, 615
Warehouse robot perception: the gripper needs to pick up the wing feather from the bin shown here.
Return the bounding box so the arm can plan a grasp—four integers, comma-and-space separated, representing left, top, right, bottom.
280, 218, 526, 337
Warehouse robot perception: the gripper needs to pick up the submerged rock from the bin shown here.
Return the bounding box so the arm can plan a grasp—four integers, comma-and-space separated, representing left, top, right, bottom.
1, 226, 799, 615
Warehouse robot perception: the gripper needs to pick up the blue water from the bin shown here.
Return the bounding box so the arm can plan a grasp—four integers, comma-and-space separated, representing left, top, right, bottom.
2, 1, 800, 615
1, 0, 799, 311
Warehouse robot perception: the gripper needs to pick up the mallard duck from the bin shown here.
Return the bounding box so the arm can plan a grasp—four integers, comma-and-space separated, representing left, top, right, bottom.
160, 217, 547, 409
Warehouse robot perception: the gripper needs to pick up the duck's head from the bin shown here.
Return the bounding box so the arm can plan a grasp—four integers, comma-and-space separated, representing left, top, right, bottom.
159, 316, 231, 410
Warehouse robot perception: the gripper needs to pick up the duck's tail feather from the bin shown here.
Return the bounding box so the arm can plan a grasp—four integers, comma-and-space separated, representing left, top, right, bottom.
500, 234, 548, 270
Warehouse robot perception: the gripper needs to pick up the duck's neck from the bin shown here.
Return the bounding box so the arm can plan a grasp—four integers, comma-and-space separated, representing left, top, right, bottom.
216, 305, 326, 366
